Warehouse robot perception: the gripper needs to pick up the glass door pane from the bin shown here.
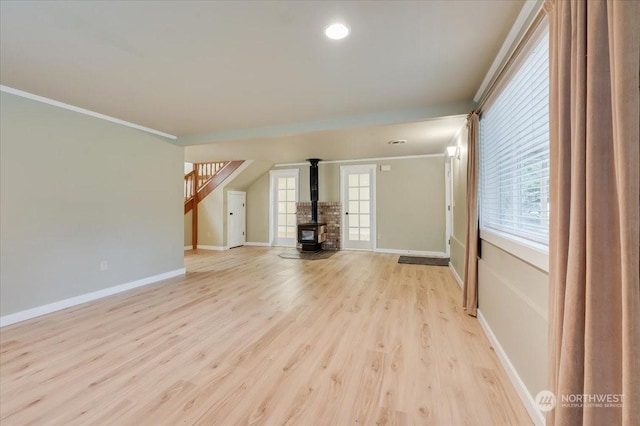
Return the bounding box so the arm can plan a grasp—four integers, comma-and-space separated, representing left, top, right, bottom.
272, 170, 298, 246
342, 166, 374, 250
277, 177, 297, 239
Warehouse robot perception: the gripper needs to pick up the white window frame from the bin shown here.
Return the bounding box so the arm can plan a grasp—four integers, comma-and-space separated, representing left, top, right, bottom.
269, 169, 299, 247
479, 22, 550, 272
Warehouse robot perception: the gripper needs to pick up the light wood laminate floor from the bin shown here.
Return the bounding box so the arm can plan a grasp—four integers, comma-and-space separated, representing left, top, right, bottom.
0, 248, 532, 425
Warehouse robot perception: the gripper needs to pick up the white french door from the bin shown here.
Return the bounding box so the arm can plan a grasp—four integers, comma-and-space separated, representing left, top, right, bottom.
270, 169, 299, 247
341, 165, 376, 250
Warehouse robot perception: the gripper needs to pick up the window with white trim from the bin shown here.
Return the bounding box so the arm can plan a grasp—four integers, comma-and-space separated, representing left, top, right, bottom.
480, 27, 550, 252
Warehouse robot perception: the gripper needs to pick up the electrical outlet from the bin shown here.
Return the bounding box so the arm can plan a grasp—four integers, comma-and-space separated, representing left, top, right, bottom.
100, 260, 108, 271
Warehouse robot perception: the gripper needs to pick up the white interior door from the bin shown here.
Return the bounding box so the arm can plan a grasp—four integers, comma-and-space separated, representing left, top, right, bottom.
445, 161, 452, 256
341, 165, 376, 250
227, 191, 246, 248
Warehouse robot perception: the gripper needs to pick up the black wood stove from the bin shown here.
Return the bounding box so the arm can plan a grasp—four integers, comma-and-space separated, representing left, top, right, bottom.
297, 158, 327, 252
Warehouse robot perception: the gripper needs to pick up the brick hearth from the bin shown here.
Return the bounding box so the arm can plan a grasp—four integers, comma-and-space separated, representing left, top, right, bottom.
296, 202, 341, 250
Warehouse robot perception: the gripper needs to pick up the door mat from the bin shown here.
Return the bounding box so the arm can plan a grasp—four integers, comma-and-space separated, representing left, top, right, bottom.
278, 250, 337, 260
398, 256, 449, 266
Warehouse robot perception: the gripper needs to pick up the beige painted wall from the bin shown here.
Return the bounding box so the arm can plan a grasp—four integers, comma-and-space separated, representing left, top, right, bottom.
184, 210, 192, 247
0, 92, 184, 316
265, 156, 446, 252
376, 157, 445, 252
197, 188, 225, 247
450, 126, 468, 277
478, 241, 548, 397
246, 172, 270, 243
192, 160, 266, 248
448, 121, 548, 399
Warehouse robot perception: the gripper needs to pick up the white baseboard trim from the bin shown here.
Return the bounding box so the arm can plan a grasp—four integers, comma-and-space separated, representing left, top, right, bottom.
0, 268, 186, 328
184, 246, 193, 250
374, 248, 448, 258
476, 310, 544, 426
196, 245, 227, 250
244, 242, 271, 247
448, 262, 464, 290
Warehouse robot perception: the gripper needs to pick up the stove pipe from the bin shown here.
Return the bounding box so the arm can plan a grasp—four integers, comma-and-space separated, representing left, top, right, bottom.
308, 158, 321, 223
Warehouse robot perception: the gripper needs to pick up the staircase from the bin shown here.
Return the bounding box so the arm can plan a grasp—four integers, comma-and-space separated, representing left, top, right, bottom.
185, 161, 245, 249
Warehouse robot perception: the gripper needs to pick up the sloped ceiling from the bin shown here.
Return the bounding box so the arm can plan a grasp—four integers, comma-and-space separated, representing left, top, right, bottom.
224, 160, 275, 190
185, 115, 466, 164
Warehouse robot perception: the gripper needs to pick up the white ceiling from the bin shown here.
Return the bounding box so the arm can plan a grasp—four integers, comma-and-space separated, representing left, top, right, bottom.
0, 0, 524, 147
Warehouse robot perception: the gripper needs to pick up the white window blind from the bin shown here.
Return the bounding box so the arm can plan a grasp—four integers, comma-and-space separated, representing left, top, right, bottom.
480, 29, 550, 247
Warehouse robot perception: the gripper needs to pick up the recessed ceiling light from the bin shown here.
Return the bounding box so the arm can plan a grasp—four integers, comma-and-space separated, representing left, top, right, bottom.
325, 23, 350, 40
388, 139, 407, 145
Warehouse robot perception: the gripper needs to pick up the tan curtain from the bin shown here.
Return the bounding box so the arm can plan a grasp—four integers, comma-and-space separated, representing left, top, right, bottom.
546, 0, 640, 425
462, 112, 479, 317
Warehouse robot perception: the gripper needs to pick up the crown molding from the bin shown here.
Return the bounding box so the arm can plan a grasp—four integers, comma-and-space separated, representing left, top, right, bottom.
0, 85, 177, 140
273, 153, 444, 167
